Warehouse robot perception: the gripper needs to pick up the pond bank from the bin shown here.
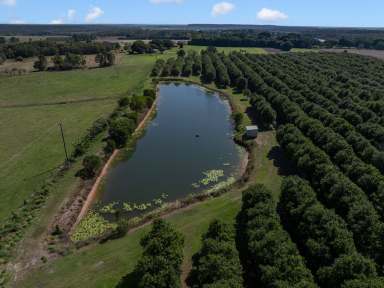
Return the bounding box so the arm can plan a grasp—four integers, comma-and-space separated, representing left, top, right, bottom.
60, 80, 251, 246
70, 92, 159, 232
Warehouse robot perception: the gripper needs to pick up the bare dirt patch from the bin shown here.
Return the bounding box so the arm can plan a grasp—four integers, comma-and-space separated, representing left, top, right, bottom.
320, 48, 384, 60
0, 53, 124, 76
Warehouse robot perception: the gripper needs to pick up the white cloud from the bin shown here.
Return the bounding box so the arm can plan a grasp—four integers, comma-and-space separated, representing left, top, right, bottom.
10, 19, 25, 24
150, 0, 183, 3
257, 8, 288, 22
85, 6, 104, 23
212, 2, 235, 17
51, 19, 64, 25
67, 9, 76, 21
0, 0, 16, 6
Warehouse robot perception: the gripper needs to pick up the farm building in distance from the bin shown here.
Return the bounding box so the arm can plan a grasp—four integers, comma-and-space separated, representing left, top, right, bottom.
246, 125, 259, 138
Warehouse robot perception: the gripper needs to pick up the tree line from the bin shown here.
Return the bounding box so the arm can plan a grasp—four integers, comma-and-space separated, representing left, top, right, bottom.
0, 39, 118, 61
128, 39, 175, 54
33, 51, 116, 72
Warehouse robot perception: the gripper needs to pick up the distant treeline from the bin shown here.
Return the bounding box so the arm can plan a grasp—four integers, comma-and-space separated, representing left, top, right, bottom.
190, 31, 384, 50
0, 39, 119, 60
191, 32, 315, 51
3, 25, 384, 54
127, 39, 176, 54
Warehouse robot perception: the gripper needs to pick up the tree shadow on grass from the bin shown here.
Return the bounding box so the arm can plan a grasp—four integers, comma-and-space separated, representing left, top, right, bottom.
267, 145, 297, 177
115, 271, 138, 288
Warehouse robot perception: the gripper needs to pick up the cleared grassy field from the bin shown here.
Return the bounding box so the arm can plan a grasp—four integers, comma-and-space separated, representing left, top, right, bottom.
185, 45, 267, 54
0, 54, 162, 221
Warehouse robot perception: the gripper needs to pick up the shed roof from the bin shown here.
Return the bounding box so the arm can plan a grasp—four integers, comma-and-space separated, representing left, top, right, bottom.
246, 125, 259, 130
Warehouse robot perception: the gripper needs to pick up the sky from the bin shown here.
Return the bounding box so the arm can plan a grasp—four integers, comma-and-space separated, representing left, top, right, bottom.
0, 0, 383, 27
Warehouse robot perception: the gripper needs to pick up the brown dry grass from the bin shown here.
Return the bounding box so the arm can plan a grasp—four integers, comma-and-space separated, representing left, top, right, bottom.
320, 48, 384, 60
0, 53, 124, 75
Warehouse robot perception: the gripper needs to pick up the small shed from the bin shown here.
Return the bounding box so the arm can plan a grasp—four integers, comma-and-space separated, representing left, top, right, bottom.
246, 125, 259, 138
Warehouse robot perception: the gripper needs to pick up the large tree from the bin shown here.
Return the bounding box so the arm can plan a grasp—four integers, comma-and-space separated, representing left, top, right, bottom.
33, 55, 48, 71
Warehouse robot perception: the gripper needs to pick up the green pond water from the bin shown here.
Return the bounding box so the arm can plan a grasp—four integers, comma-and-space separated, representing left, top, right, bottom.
100, 83, 245, 209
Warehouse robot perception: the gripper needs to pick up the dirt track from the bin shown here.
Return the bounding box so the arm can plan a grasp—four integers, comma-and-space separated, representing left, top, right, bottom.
320, 48, 384, 60
72, 96, 159, 230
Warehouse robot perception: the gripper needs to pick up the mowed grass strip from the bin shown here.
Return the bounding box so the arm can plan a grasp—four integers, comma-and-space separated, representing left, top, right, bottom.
0, 54, 162, 221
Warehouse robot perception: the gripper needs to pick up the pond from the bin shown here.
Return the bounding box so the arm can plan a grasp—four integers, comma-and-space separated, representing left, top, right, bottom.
99, 83, 245, 210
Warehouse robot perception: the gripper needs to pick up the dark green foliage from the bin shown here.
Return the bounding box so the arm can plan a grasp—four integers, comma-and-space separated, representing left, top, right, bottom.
177, 49, 186, 58
0, 39, 117, 60
201, 51, 216, 83
72, 118, 108, 158
221, 54, 243, 88
187, 220, 243, 288
144, 89, 156, 98
341, 277, 384, 288
76, 155, 101, 179
52, 54, 64, 70
148, 39, 175, 52
190, 32, 315, 50
51, 53, 85, 71
161, 57, 175, 77
131, 40, 148, 54
170, 57, 184, 76
108, 117, 135, 147
103, 139, 116, 155
276, 125, 384, 266
280, 176, 378, 286
317, 254, 377, 287
151, 59, 165, 77
95, 51, 116, 67
192, 52, 202, 76
182, 53, 194, 77
130, 39, 174, 54
250, 94, 276, 128
89, 118, 108, 138
129, 95, 147, 112
33, 55, 48, 71
236, 77, 247, 91
118, 219, 184, 288
63, 53, 86, 70
236, 184, 317, 288
228, 52, 384, 224
118, 97, 130, 107
209, 52, 230, 88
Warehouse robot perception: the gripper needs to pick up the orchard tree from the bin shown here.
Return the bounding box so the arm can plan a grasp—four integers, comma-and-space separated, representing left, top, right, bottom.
177, 49, 186, 58
117, 219, 184, 288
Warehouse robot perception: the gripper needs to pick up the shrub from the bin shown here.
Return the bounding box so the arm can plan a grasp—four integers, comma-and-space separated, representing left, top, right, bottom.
108, 117, 135, 147
76, 155, 101, 179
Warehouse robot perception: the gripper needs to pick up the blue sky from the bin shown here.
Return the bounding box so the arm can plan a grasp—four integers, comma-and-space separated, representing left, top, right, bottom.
0, 0, 383, 27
